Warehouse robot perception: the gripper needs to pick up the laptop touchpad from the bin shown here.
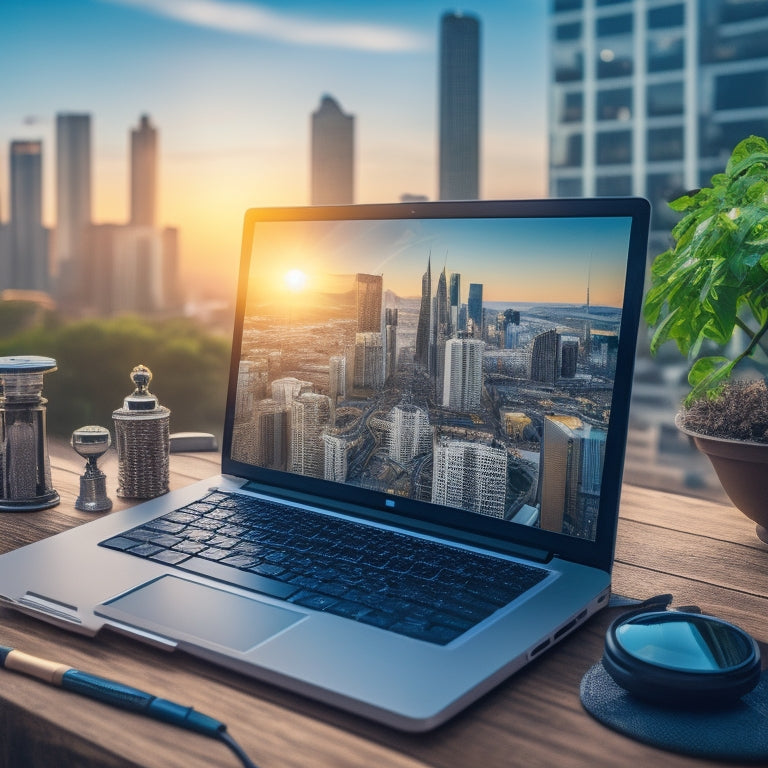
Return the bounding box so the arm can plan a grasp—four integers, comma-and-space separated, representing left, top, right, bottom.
97, 575, 304, 652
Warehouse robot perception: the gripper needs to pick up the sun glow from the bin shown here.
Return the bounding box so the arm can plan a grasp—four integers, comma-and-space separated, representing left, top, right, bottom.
284, 268, 308, 292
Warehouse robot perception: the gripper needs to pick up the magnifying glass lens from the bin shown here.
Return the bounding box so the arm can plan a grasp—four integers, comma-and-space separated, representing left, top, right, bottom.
616, 614, 755, 671
603, 612, 761, 707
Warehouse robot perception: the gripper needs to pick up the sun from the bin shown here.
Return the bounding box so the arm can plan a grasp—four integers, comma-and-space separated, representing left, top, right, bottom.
284, 269, 307, 292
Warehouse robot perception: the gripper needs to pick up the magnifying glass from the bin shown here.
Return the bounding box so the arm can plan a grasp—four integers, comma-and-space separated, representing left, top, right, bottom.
603, 610, 762, 708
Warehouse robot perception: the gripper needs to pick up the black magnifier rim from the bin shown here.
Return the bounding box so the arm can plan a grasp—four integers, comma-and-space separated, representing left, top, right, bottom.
603, 610, 762, 708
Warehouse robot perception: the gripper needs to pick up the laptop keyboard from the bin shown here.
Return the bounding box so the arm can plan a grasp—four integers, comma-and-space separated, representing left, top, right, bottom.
100, 490, 548, 645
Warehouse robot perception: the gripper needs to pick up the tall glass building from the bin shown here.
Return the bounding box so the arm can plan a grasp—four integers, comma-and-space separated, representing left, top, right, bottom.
550, 0, 768, 251
130, 114, 157, 227
311, 95, 355, 205
439, 11, 481, 201
8, 140, 48, 292
56, 113, 92, 306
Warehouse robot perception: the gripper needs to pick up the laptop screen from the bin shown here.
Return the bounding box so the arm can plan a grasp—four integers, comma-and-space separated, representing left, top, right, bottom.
225, 200, 648, 561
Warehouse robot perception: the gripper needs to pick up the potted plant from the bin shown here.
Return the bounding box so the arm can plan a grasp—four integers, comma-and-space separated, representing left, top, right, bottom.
643, 134, 768, 542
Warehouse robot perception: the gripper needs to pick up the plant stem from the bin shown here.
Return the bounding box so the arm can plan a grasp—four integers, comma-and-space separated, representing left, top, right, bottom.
735, 317, 755, 339
737, 316, 768, 366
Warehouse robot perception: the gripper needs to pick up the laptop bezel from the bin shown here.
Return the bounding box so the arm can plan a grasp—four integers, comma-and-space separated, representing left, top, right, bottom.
221, 198, 650, 573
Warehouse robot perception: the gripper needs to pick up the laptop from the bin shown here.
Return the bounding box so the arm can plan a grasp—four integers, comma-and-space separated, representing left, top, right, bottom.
0, 197, 649, 731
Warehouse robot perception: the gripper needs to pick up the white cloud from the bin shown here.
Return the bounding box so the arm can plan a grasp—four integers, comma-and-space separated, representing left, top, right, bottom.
101, 0, 430, 52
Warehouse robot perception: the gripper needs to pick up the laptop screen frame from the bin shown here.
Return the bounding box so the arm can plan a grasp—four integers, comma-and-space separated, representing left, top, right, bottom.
222, 198, 650, 573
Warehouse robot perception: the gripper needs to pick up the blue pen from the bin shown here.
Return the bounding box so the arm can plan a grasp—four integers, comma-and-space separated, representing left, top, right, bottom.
0, 646, 258, 767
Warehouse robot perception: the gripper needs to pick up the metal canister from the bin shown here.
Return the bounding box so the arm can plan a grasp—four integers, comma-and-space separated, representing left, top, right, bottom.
0, 355, 59, 512
112, 364, 170, 499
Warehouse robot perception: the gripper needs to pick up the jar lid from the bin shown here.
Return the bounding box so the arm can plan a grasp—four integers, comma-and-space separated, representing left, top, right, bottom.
0, 355, 57, 374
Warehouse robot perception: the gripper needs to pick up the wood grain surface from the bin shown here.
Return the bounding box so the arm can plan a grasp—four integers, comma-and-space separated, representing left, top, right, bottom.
0, 440, 765, 767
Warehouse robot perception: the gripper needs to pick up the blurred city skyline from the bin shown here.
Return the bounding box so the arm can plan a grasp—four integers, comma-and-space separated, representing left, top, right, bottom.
1, 1, 549, 300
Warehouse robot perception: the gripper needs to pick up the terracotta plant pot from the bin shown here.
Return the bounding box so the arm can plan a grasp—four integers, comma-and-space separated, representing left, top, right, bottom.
677, 415, 768, 544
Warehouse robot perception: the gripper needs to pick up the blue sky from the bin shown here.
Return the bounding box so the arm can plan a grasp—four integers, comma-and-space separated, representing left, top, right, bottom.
250, 215, 631, 306
1, 0, 550, 297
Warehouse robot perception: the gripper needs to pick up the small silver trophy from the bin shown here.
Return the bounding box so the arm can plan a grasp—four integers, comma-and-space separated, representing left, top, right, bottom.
71, 426, 113, 513
112, 364, 170, 499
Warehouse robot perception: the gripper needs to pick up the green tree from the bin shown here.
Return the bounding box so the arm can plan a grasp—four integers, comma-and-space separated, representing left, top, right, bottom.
0, 316, 231, 438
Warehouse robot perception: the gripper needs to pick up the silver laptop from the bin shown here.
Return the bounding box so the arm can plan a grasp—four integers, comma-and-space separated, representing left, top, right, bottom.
0, 198, 649, 731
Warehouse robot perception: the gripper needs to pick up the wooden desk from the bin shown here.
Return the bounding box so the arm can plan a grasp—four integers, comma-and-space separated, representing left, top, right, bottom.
0, 440, 766, 767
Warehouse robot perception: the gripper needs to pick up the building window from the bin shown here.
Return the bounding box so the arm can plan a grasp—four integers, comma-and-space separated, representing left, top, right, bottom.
596, 130, 632, 165
648, 4, 684, 29
596, 14, 633, 37
596, 0, 631, 6
597, 87, 632, 121
596, 175, 632, 196
556, 22, 582, 41
706, 30, 768, 65
552, 133, 583, 167
554, 0, 583, 11
648, 127, 684, 162
597, 38, 633, 78
647, 82, 684, 116
700, 117, 768, 159
555, 177, 583, 197
647, 34, 684, 72
555, 48, 584, 82
717, 0, 768, 24
716, 70, 768, 110
559, 91, 584, 123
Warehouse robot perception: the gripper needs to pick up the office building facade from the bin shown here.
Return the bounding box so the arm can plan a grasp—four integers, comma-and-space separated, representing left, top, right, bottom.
311, 95, 354, 205
431, 437, 507, 518
467, 282, 483, 337
130, 114, 157, 227
439, 11, 481, 200
55, 113, 92, 307
442, 338, 484, 412
549, 0, 768, 251
8, 141, 49, 292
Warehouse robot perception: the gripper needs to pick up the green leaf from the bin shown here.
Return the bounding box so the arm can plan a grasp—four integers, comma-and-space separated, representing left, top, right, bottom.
668, 194, 696, 212
648, 306, 680, 355
686, 356, 736, 404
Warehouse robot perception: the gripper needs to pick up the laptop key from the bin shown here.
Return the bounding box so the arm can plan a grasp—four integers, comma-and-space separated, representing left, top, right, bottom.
177, 556, 299, 600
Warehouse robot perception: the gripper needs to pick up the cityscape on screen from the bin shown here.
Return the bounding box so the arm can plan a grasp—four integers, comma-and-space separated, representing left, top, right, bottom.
232, 218, 630, 541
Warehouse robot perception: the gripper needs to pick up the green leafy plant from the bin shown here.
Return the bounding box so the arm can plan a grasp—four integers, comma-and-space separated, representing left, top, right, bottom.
643, 135, 768, 407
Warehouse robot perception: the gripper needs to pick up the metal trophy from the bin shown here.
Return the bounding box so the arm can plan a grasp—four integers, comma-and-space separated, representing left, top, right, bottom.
71, 426, 113, 513
112, 365, 170, 499
0, 355, 60, 512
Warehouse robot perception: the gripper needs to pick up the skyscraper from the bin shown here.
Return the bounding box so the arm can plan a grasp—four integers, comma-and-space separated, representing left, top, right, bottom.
439, 12, 481, 201
355, 273, 382, 332
432, 267, 451, 389
130, 114, 157, 226
290, 392, 332, 478
55, 113, 92, 307
8, 141, 48, 292
432, 437, 507, 518
531, 329, 561, 385
311, 95, 354, 205
449, 272, 461, 333
388, 403, 432, 464
467, 282, 483, 337
385, 307, 398, 379
538, 415, 606, 538
353, 332, 384, 391
442, 338, 484, 412
415, 256, 432, 367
